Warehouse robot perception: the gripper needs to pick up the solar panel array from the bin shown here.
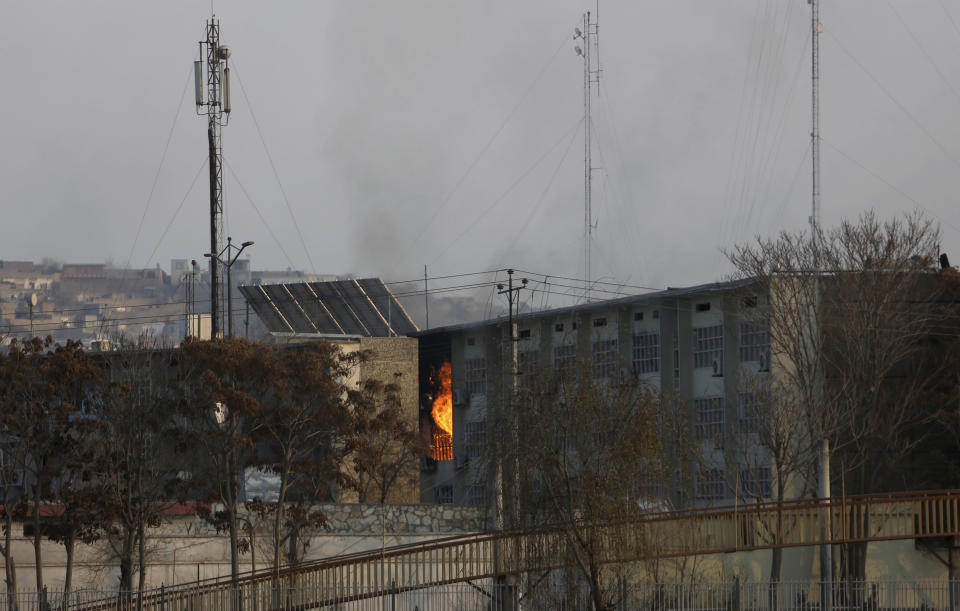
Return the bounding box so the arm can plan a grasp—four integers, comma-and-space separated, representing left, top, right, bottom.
239, 278, 419, 337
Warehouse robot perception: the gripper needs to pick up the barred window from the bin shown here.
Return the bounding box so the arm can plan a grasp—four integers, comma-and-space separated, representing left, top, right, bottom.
693, 397, 724, 443
553, 344, 577, 373
464, 420, 486, 459
466, 485, 487, 507
692, 325, 723, 369
696, 468, 726, 501
738, 467, 772, 499
739, 321, 770, 362
593, 339, 617, 379
433, 485, 454, 505
518, 350, 539, 391
737, 392, 759, 435
464, 358, 486, 395
632, 332, 660, 374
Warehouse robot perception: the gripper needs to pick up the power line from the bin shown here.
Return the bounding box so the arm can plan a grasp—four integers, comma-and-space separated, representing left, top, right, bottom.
223, 159, 298, 271
231, 62, 317, 275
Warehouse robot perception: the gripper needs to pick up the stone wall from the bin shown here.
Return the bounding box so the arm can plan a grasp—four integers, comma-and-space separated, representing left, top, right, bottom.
3, 503, 487, 591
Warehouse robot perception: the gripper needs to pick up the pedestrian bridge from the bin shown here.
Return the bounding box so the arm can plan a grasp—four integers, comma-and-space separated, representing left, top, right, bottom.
83, 489, 960, 609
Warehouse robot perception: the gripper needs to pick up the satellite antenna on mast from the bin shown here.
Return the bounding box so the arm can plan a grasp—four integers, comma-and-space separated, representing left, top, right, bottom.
574, 6, 600, 301
194, 17, 232, 339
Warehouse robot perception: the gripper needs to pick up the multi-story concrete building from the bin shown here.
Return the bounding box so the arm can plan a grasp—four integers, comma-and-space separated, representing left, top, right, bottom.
416, 279, 773, 508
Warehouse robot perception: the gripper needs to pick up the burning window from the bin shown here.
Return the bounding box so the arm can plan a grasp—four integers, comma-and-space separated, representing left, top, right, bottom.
631, 332, 660, 374
464, 358, 486, 395
429, 361, 453, 461
592, 339, 617, 379
693, 397, 724, 443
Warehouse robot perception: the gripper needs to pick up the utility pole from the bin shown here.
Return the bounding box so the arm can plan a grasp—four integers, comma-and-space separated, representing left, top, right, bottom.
574, 10, 600, 301
195, 17, 232, 339
496, 269, 528, 608
205, 237, 253, 339
424, 265, 429, 330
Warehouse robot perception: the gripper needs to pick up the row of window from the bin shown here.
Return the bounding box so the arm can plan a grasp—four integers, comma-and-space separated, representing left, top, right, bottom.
692, 393, 764, 442
458, 322, 769, 395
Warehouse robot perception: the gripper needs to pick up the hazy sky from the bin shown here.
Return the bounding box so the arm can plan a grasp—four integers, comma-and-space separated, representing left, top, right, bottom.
3, 1, 960, 302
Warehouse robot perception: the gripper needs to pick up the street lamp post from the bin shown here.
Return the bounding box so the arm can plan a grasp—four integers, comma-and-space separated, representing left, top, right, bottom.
205, 236, 253, 339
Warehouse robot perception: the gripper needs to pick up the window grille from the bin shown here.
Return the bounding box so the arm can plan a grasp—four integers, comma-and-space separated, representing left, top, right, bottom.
739, 321, 770, 362
696, 468, 726, 501
737, 392, 760, 435
464, 421, 486, 459
593, 339, 617, 379
518, 350, 539, 391
464, 358, 486, 395
466, 485, 487, 507
738, 467, 772, 499
433, 485, 454, 505
553, 344, 577, 373
694, 397, 724, 443
692, 325, 723, 369
632, 332, 660, 374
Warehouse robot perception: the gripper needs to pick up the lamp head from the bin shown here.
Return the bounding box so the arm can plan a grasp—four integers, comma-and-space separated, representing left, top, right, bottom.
241, 241, 254, 248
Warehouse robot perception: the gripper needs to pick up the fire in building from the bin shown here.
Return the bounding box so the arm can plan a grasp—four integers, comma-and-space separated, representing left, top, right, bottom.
429, 361, 453, 460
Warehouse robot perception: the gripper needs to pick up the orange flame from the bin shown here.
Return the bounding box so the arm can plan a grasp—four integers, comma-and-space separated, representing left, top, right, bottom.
431, 361, 453, 460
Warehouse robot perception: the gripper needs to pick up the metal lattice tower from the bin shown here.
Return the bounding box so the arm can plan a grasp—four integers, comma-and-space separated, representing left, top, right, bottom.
575, 11, 600, 301
195, 18, 231, 338
810, 0, 821, 243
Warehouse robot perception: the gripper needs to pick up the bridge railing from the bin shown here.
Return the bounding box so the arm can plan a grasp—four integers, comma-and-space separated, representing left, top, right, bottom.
64, 489, 960, 610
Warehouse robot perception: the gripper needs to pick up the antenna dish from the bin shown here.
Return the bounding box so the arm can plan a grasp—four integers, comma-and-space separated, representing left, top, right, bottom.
218, 45, 231, 60
575, 46, 583, 56
574, 27, 582, 38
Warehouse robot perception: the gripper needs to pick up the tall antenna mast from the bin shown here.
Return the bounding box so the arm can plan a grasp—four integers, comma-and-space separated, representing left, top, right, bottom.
575, 9, 600, 301
809, 0, 821, 243
195, 17, 232, 339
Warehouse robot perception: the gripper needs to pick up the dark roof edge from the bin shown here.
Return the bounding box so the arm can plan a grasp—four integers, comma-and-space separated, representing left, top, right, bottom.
412, 277, 757, 337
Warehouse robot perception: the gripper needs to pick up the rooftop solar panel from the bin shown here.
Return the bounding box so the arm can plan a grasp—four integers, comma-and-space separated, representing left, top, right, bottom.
242, 278, 418, 337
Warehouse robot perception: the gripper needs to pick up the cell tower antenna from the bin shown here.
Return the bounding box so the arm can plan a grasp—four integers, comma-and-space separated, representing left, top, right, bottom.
574, 10, 600, 301
809, 0, 821, 244
194, 17, 232, 338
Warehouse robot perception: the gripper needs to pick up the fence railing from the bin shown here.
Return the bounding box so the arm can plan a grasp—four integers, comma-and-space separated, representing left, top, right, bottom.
3, 580, 959, 611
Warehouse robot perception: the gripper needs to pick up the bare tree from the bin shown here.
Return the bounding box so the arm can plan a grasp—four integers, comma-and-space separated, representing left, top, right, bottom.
350, 376, 424, 504
98, 336, 184, 596
727, 211, 951, 590
177, 338, 263, 582
496, 361, 677, 611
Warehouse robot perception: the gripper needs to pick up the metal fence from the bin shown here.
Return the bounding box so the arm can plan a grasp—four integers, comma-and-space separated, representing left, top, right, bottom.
1, 579, 958, 611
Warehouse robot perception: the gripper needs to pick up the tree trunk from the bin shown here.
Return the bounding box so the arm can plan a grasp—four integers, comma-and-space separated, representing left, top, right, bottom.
589, 560, 605, 611
119, 524, 135, 592
137, 517, 147, 610
818, 438, 832, 611
63, 533, 75, 606
948, 535, 959, 611
272, 465, 290, 578
31, 484, 43, 594
3, 510, 18, 611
